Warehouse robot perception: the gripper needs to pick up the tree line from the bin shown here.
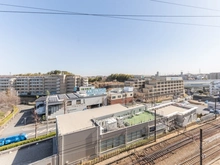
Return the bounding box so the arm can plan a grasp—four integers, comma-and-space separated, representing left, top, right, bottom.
106, 74, 133, 82
15, 70, 74, 76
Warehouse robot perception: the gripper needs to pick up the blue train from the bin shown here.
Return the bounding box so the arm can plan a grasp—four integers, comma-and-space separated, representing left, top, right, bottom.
0, 133, 27, 146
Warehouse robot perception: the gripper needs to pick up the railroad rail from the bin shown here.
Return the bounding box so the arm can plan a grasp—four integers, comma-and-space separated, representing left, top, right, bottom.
108, 119, 220, 165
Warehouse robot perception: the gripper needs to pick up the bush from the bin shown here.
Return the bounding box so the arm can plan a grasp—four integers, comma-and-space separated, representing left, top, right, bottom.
0, 132, 56, 151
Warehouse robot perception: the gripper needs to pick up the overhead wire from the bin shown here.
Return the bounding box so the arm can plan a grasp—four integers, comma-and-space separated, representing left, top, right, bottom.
0, 3, 219, 28
150, 0, 220, 12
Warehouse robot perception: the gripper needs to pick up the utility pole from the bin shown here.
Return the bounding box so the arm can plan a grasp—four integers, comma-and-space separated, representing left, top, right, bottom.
63, 99, 67, 114
45, 96, 49, 135
215, 97, 217, 119
200, 129, 203, 165
33, 108, 39, 138
154, 109, 157, 142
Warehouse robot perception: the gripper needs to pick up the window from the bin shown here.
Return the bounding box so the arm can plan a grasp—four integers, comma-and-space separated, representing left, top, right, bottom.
130, 94, 133, 96
112, 96, 116, 99
118, 95, 121, 98
150, 126, 155, 132
76, 100, 81, 104
67, 101, 72, 106
101, 135, 125, 152
127, 130, 142, 142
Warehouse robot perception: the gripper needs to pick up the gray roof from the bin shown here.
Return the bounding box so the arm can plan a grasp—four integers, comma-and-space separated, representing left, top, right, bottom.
56, 104, 129, 136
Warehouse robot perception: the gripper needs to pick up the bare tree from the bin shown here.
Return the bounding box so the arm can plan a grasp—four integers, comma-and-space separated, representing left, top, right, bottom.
33, 108, 39, 138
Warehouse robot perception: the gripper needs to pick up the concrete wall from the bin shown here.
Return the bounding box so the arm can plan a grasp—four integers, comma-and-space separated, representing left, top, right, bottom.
58, 127, 99, 165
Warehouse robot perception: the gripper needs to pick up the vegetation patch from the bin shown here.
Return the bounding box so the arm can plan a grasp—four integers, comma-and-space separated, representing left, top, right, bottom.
0, 106, 19, 127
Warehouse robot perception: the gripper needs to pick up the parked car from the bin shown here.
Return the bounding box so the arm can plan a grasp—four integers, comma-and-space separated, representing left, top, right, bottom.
203, 108, 210, 111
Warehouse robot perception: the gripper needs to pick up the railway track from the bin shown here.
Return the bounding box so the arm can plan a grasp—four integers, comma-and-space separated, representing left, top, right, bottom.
108, 119, 220, 165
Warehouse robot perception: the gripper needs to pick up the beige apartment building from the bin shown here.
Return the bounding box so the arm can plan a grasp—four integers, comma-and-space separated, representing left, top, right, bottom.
143, 77, 184, 102
0, 75, 88, 95
124, 78, 145, 88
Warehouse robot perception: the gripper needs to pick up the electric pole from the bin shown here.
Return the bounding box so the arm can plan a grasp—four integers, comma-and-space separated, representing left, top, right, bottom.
200, 129, 203, 165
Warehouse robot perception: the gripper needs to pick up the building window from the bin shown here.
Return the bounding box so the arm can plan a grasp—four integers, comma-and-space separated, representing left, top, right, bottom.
112, 96, 116, 99
67, 101, 72, 106
118, 95, 121, 98
127, 130, 142, 142
101, 135, 125, 152
76, 100, 81, 104
130, 94, 133, 96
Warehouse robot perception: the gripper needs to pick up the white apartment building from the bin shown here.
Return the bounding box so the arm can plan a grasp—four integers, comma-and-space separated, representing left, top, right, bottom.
0, 75, 88, 95
210, 80, 220, 96
0, 76, 16, 91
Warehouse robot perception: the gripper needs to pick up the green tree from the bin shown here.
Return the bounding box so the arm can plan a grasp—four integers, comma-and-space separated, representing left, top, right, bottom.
45, 90, 50, 96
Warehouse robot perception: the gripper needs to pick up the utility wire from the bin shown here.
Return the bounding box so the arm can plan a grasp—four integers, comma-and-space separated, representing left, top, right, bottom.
150, 0, 220, 12
2, 10, 220, 17
1, 3, 220, 17
0, 3, 220, 28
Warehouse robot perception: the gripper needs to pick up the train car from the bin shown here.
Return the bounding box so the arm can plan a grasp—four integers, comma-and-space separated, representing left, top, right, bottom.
0, 138, 5, 146
4, 133, 28, 145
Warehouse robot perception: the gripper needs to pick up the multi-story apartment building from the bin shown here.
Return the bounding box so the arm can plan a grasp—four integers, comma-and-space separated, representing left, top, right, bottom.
66, 75, 89, 93
124, 78, 145, 89
0, 76, 15, 91
209, 72, 220, 79
210, 80, 220, 96
143, 77, 184, 102
0, 75, 88, 96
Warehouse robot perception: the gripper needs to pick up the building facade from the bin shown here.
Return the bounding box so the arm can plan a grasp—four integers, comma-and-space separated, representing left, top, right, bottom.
210, 80, 220, 96
0, 75, 88, 96
56, 103, 197, 165
209, 72, 220, 79
143, 77, 184, 102
124, 78, 145, 89
107, 87, 134, 105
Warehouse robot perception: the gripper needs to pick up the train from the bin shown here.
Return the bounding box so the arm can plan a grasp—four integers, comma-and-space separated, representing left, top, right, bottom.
0, 133, 27, 146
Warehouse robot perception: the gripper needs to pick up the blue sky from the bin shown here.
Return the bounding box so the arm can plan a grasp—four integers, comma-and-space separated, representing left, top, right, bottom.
0, 0, 220, 76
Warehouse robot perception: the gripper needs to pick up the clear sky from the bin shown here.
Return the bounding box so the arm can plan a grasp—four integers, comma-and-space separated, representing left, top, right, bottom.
0, 0, 220, 76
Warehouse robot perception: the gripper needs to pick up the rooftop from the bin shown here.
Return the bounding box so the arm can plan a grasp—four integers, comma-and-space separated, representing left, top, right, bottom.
56, 104, 128, 135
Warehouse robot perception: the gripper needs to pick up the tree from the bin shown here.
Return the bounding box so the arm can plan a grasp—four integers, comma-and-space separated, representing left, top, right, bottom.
45, 90, 50, 96
106, 74, 133, 82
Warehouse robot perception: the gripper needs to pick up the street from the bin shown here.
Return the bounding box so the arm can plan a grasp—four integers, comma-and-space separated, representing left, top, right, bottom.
0, 105, 56, 139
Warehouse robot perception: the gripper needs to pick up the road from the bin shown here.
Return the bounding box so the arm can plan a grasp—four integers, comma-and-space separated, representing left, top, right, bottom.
0, 105, 56, 138
0, 139, 54, 165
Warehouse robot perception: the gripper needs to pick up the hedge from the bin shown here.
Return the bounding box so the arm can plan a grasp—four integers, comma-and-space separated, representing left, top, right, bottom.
0, 106, 19, 127
0, 132, 56, 151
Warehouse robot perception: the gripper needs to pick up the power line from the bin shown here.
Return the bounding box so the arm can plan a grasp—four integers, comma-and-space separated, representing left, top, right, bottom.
0, 3, 219, 28
1, 3, 220, 17
150, 0, 220, 12
2, 10, 220, 18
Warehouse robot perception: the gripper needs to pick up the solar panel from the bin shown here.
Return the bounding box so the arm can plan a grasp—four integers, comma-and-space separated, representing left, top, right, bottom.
57, 94, 68, 100
67, 93, 78, 99
48, 96, 58, 102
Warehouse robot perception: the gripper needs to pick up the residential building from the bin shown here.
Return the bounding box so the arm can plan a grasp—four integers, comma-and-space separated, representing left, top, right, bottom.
124, 78, 145, 89
56, 102, 197, 164
0, 76, 15, 91
66, 75, 88, 93
107, 87, 134, 105
209, 72, 220, 79
35, 89, 107, 118
0, 75, 88, 96
210, 80, 220, 96
143, 77, 184, 102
